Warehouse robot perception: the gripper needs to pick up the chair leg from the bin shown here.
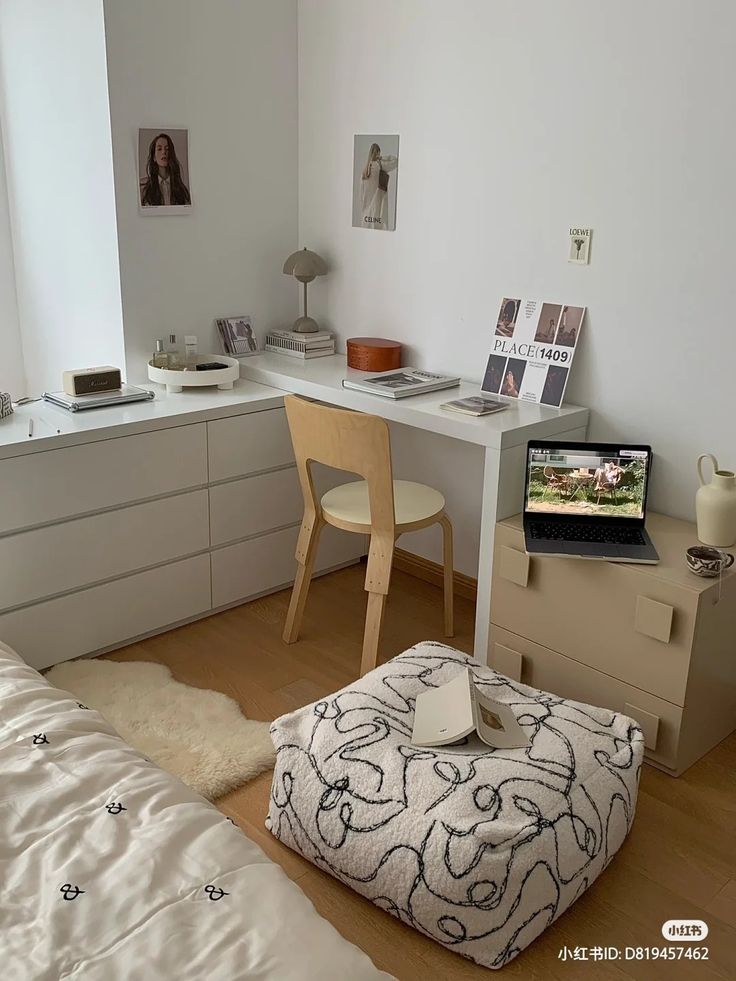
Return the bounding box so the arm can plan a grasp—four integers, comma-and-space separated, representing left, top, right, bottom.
282, 517, 324, 644
360, 591, 388, 677
440, 513, 454, 638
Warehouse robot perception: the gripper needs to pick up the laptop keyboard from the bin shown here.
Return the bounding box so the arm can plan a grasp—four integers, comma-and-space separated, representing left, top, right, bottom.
529, 522, 646, 546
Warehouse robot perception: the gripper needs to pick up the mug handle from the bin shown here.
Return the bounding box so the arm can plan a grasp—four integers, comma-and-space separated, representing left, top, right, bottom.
697, 453, 719, 486
723, 553, 735, 570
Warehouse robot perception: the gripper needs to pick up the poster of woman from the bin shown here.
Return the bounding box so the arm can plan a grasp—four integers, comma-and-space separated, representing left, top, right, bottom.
138, 128, 192, 214
352, 134, 399, 231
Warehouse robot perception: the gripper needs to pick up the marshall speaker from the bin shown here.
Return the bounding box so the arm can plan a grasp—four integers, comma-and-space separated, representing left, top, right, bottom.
62, 366, 122, 397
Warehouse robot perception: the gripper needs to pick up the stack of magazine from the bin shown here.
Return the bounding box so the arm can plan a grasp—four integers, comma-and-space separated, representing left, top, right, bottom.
342, 368, 460, 399
265, 330, 335, 360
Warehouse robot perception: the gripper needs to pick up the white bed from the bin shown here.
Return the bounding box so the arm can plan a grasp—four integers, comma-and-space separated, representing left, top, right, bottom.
0, 642, 392, 981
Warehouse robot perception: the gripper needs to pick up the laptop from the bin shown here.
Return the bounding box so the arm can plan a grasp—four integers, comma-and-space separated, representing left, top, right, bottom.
523, 440, 659, 563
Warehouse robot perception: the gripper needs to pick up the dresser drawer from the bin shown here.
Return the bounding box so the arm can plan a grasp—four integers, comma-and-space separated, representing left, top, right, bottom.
488, 625, 683, 771
0, 554, 211, 670
207, 407, 293, 482
211, 523, 364, 609
490, 523, 697, 705
0, 490, 209, 612
209, 468, 302, 547
0, 424, 207, 535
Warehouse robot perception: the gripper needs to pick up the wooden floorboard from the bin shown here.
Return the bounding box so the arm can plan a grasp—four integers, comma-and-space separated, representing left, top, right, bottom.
107, 564, 736, 980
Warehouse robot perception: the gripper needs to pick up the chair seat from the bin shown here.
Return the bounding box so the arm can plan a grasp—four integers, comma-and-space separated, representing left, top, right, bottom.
320, 479, 444, 529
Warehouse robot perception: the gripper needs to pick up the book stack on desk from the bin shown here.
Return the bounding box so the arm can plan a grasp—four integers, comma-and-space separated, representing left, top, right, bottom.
264, 330, 335, 360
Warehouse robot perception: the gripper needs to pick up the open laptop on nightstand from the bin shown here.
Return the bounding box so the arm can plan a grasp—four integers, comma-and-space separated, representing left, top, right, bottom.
523, 440, 659, 563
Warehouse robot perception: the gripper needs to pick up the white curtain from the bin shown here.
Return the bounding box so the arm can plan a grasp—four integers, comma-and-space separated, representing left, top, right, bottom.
0, 116, 24, 400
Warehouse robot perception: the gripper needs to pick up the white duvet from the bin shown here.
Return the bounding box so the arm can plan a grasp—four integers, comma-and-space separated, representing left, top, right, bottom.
0, 643, 392, 981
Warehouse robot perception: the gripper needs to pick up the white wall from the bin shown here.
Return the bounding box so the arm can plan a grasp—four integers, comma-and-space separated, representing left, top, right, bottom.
0, 0, 126, 397
103, 0, 298, 379
0, 121, 24, 400
298, 0, 736, 572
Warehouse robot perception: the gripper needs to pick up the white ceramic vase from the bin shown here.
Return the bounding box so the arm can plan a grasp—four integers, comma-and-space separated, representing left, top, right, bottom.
696, 454, 736, 547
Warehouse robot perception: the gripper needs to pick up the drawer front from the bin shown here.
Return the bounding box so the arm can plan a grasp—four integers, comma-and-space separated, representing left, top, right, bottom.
488, 624, 683, 770
490, 524, 696, 705
207, 407, 293, 482
0, 554, 211, 670
0, 424, 207, 535
209, 468, 302, 547
211, 524, 365, 609
0, 490, 209, 612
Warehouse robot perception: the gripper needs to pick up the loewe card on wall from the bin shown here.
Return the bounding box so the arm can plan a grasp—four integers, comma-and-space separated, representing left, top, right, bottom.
138, 128, 193, 215
482, 298, 586, 407
352, 134, 399, 231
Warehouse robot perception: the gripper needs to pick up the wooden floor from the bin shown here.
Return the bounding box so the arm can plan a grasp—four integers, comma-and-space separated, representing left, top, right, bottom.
109, 562, 736, 980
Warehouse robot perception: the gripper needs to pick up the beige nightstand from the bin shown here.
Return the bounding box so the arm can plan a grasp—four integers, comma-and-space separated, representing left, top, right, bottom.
488, 512, 736, 776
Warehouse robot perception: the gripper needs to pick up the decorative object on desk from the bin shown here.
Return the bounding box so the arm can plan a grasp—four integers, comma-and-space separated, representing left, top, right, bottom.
216, 316, 259, 357
138, 128, 192, 215
152, 340, 169, 368
686, 545, 734, 578
440, 395, 508, 417
43, 384, 155, 412
352, 134, 399, 231
147, 355, 239, 393
696, 453, 736, 547
342, 367, 460, 400
264, 328, 335, 359
62, 366, 122, 397
482, 298, 586, 406
346, 337, 401, 372
0, 392, 14, 420
282, 248, 328, 333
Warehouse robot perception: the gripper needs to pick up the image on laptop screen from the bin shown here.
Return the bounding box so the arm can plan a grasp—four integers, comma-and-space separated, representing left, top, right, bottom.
526, 446, 650, 519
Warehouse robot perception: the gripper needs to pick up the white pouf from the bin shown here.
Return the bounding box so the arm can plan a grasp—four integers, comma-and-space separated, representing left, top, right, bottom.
267, 642, 643, 970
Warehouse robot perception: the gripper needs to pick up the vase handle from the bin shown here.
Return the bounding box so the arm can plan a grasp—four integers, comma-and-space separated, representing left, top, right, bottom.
697, 453, 719, 486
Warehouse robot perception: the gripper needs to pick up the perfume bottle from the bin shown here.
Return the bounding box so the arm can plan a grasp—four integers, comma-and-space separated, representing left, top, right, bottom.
184, 334, 198, 368
152, 339, 169, 368
166, 333, 184, 370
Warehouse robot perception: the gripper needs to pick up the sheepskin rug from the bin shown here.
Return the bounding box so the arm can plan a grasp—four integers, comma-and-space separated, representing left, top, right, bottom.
45, 658, 275, 800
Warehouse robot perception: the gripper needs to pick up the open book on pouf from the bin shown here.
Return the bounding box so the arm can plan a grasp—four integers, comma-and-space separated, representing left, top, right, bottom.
411, 666, 529, 749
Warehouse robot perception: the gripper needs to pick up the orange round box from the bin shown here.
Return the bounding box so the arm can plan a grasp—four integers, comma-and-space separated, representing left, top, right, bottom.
346, 337, 402, 372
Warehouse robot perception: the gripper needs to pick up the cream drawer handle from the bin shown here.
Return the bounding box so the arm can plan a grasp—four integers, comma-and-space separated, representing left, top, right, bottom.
634, 595, 673, 644
492, 642, 523, 682
498, 546, 530, 588
624, 702, 660, 750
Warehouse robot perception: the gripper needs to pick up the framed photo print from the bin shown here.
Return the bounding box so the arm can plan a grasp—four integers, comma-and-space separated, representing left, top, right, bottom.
138, 128, 192, 215
352, 134, 399, 231
216, 316, 259, 357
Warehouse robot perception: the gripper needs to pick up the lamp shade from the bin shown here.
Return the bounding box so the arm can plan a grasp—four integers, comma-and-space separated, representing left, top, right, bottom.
283, 248, 327, 283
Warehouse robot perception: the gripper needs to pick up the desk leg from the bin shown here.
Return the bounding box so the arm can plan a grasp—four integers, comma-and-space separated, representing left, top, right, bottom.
474, 446, 500, 662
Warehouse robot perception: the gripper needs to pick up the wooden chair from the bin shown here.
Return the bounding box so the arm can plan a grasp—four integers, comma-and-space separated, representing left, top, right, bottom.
543, 465, 569, 500
281, 395, 454, 676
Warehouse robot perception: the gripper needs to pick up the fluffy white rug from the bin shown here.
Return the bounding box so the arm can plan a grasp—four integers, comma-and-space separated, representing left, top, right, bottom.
45, 658, 275, 800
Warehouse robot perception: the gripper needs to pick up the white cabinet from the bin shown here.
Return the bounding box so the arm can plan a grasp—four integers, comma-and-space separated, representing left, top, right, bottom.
0, 400, 364, 669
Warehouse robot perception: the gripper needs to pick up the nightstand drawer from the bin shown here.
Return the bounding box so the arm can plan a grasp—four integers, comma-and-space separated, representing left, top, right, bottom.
490, 523, 696, 706
488, 625, 683, 772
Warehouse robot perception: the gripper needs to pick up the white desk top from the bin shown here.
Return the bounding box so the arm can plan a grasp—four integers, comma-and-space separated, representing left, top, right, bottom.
239, 354, 589, 451
0, 380, 286, 460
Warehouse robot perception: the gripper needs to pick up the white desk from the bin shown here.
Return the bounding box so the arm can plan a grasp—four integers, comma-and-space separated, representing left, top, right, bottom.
240, 354, 590, 661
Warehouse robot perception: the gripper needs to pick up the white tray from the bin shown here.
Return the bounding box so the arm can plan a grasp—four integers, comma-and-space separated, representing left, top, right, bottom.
147, 355, 240, 393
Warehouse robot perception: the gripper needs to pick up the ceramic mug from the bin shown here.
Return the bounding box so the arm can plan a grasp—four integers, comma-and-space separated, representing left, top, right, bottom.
685, 545, 734, 578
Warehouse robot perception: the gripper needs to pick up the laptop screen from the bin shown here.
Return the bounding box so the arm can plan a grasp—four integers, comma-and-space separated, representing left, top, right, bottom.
525, 445, 651, 520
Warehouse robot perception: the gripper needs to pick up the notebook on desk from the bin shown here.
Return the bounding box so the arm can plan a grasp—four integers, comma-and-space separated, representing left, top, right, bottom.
523, 440, 659, 563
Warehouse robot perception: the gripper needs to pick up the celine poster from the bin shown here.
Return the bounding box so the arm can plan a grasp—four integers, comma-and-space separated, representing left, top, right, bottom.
352, 134, 399, 231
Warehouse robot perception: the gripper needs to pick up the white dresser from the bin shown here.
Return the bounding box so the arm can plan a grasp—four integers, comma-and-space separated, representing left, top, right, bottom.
0, 382, 364, 669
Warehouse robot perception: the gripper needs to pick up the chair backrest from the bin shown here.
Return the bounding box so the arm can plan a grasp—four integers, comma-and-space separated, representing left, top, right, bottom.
283, 395, 395, 534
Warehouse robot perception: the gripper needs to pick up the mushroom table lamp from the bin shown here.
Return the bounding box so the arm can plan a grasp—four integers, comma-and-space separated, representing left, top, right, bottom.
282, 247, 328, 333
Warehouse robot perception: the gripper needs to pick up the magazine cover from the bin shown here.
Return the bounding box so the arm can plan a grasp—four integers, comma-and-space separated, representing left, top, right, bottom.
481, 299, 586, 406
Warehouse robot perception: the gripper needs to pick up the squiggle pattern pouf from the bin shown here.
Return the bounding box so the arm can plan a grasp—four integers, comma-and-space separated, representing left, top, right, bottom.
267, 642, 643, 969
